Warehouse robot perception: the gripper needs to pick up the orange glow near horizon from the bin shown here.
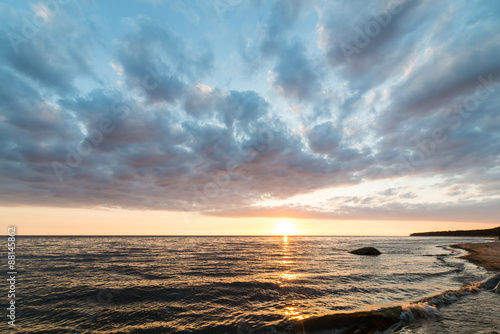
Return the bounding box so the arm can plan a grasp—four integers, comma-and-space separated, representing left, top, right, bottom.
0, 206, 498, 236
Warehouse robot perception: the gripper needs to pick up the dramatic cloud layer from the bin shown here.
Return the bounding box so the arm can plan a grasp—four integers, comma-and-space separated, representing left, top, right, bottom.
1, 0, 499, 222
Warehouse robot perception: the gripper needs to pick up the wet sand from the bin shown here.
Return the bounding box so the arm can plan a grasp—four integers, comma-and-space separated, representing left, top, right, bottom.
453, 240, 500, 272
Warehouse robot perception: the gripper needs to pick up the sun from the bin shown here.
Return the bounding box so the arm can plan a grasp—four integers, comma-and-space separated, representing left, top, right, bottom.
274, 219, 296, 236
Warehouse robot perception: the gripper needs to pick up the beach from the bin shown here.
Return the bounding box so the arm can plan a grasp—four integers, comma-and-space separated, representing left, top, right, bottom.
453, 240, 500, 272
404, 240, 500, 334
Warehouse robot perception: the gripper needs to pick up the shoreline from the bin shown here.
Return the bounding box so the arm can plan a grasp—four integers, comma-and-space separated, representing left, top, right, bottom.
452, 240, 500, 272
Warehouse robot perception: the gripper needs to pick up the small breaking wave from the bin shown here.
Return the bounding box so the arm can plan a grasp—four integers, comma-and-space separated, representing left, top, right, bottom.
299, 273, 500, 333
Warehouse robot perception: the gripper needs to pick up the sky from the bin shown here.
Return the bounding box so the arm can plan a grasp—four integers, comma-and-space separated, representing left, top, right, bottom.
0, 0, 499, 235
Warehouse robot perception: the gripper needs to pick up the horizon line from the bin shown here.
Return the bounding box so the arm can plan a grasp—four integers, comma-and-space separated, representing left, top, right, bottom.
7, 234, 414, 237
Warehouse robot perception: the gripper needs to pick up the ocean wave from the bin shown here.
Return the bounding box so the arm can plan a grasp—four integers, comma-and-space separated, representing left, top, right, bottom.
299, 273, 500, 333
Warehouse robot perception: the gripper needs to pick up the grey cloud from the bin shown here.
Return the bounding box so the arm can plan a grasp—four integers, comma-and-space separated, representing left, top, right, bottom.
271, 42, 321, 100
113, 15, 214, 104
259, 0, 305, 56
319, 0, 423, 93
399, 191, 417, 199
0, 1, 101, 95
380, 188, 397, 196
307, 121, 341, 155
364, 0, 500, 184
182, 85, 270, 131
216, 90, 269, 128
183, 85, 220, 117
0, 63, 374, 213
208, 198, 500, 223
239, 0, 322, 101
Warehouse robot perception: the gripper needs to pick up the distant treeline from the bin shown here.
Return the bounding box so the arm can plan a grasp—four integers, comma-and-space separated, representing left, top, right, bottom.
410, 226, 500, 237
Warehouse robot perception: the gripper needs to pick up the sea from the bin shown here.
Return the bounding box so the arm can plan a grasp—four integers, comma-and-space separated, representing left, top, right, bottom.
2, 236, 499, 333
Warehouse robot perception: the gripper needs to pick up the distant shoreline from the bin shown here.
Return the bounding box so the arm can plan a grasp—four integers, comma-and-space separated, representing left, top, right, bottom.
410, 226, 500, 237
452, 241, 500, 272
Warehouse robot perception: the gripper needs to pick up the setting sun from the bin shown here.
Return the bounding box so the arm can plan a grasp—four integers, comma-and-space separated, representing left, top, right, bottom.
274, 219, 296, 236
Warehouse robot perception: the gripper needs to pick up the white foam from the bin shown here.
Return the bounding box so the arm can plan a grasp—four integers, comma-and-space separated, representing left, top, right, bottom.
400, 302, 440, 321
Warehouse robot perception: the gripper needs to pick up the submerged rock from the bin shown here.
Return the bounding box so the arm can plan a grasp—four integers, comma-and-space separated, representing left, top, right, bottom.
349, 247, 381, 256
494, 282, 500, 294
480, 273, 500, 290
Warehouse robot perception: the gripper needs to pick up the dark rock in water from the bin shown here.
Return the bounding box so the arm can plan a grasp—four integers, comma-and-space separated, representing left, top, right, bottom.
480, 273, 500, 290
301, 306, 401, 333
349, 247, 381, 256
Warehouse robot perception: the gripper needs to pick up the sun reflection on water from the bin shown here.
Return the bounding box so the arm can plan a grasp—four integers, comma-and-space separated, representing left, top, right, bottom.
278, 234, 304, 321
279, 273, 298, 280
284, 304, 305, 320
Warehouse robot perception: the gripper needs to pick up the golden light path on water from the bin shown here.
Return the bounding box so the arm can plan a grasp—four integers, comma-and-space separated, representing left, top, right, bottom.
278, 235, 305, 321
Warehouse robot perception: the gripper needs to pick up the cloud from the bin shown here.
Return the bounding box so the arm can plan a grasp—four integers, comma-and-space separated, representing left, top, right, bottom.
239, 0, 321, 101
270, 42, 321, 100
0, 0, 499, 225
113, 15, 214, 104
258, 0, 305, 56
0, 1, 102, 95
318, 0, 423, 93
208, 198, 500, 224
306, 121, 341, 155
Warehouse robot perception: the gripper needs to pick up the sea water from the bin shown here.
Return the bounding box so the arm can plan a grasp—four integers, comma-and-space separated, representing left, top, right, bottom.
2, 236, 498, 333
